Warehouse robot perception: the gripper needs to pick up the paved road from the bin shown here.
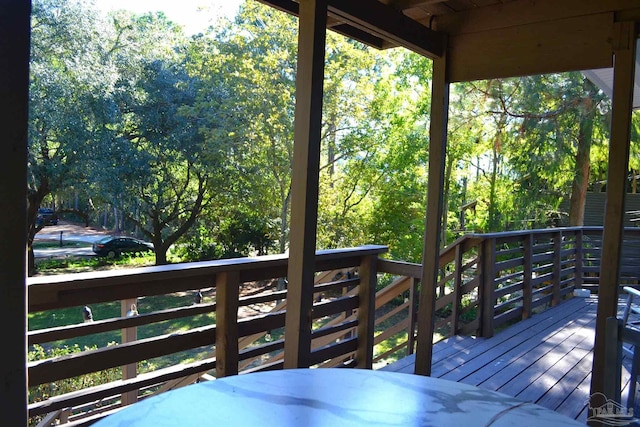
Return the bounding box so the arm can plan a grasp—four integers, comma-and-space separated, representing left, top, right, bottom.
34, 221, 109, 258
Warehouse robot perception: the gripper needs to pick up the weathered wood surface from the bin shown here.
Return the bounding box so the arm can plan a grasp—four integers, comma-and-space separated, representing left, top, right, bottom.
383, 295, 635, 423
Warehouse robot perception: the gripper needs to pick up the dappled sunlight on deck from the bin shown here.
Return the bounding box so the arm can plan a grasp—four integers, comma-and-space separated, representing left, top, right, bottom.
383, 295, 635, 424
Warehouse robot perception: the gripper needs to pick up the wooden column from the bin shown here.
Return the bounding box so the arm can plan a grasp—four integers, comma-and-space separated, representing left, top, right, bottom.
121, 298, 139, 406
590, 22, 637, 402
603, 317, 623, 405
407, 277, 419, 354
575, 229, 584, 289
283, 0, 327, 369
216, 271, 240, 377
414, 45, 449, 376
522, 234, 532, 320
479, 238, 496, 338
0, 1, 30, 426
356, 255, 376, 368
552, 232, 562, 306
451, 244, 463, 334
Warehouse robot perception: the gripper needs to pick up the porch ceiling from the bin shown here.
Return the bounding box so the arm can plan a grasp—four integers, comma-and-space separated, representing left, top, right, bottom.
257, 0, 640, 82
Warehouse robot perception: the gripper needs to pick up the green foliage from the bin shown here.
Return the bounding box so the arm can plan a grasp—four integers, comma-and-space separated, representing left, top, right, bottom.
173, 210, 278, 261
172, 225, 225, 262
30, 0, 640, 272
217, 211, 278, 257
35, 252, 155, 273
27, 343, 122, 427
438, 73, 614, 233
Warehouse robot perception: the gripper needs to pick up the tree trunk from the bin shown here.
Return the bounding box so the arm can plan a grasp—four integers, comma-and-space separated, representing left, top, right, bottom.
27, 179, 50, 276
155, 244, 167, 265
488, 130, 502, 232
568, 80, 597, 226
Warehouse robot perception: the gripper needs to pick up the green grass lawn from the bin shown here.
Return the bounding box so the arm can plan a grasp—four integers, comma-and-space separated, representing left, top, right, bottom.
33, 240, 92, 249
28, 288, 216, 367
30, 247, 409, 371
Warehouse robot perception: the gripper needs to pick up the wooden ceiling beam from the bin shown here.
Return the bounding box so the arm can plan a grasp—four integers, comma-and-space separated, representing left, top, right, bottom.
326, 0, 444, 58
257, 0, 445, 58
430, 0, 639, 35
255, 0, 387, 51
381, 0, 447, 9
616, 7, 640, 22
329, 24, 387, 49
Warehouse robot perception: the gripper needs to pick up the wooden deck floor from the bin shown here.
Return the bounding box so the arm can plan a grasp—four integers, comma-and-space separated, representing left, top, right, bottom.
381, 295, 635, 425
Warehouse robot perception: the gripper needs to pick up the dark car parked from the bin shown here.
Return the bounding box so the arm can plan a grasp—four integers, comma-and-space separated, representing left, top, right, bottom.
92, 236, 154, 258
36, 208, 58, 226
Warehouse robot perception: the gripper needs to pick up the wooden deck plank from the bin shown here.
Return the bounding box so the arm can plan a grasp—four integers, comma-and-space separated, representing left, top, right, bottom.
512, 347, 591, 403
434, 299, 596, 381
432, 297, 587, 371
381, 295, 635, 424
458, 309, 596, 388
437, 297, 588, 369
379, 335, 479, 373
541, 351, 592, 420
485, 312, 597, 393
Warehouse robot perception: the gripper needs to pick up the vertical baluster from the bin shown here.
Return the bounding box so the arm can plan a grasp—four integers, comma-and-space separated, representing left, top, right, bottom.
452, 244, 463, 334
480, 238, 496, 337
522, 234, 532, 320
356, 254, 377, 369
216, 271, 240, 377
121, 298, 138, 406
407, 277, 419, 355
553, 232, 562, 306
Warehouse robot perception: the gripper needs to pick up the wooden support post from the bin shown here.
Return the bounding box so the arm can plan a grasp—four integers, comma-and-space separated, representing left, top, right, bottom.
522, 234, 532, 320
603, 317, 622, 405
590, 21, 638, 402
0, 2, 30, 426
356, 255, 376, 368
407, 277, 419, 354
552, 232, 562, 306
216, 271, 240, 377
452, 244, 463, 334
121, 298, 139, 406
480, 238, 497, 337
575, 229, 584, 289
414, 43, 449, 376
283, 0, 327, 369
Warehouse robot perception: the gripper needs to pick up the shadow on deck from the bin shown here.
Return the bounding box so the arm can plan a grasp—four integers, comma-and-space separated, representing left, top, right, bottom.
381, 295, 635, 424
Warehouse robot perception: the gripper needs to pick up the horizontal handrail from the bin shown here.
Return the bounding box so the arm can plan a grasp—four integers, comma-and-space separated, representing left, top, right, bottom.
26, 227, 640, 426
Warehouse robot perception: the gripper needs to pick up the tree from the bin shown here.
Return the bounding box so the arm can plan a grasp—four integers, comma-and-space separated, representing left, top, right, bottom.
28, 0, 114, 274
104, 52, 223, 264
208, 2, 299, 254
446, 73, 610, 233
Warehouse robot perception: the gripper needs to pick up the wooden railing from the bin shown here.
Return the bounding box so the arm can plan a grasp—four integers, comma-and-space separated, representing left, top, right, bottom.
26, 227, 640, 426
28, 246, 390, 426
